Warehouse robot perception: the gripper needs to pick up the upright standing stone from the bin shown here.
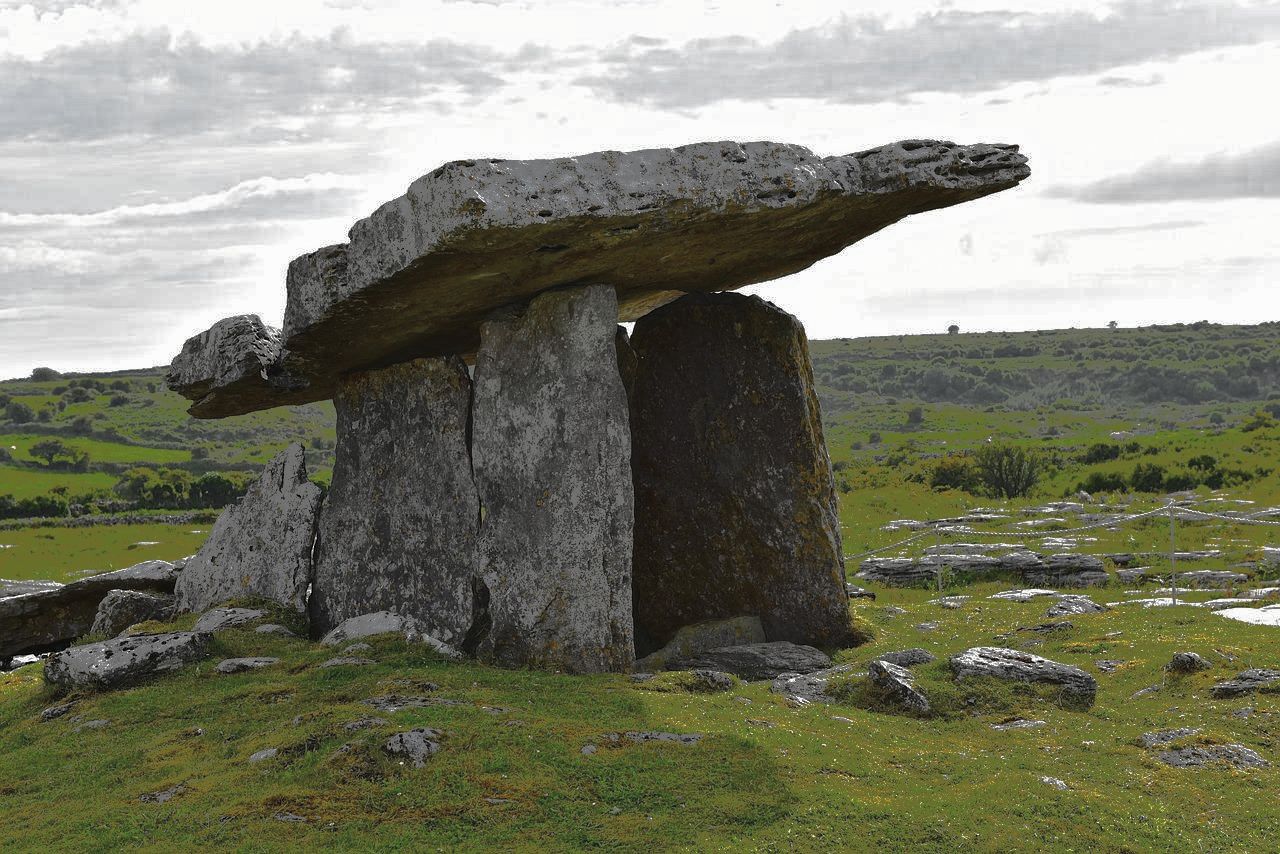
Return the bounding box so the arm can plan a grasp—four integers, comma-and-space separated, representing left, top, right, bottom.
629, 291, 855, 650
308, 357, 481, 644
175, 443, 322, 614
471, 285, 634, 673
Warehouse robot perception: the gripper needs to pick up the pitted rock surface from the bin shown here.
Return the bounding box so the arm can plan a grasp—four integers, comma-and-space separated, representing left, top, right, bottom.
874, 648, 936, 668
175, 443, 321, 614
673, 641, 832, 681
309, 358, 480, 642
950, 646, 1098, 707
90, 590, 175, 638
384, 728, 443, 767
869, 659, 930, 713
0, 560, 176, 658
168, 138, 1029, 417
1209, 669, 1280, 699
472, 285, 634, 674
44, 631, 211, 692
629, 292, 853, 649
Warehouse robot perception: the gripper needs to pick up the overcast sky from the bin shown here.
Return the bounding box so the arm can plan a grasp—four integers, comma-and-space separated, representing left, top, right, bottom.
1, 0, 1277, 377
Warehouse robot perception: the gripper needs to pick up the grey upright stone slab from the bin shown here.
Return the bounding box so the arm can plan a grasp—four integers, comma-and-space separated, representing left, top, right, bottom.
629, 292, 855, 649
168, 139, 1029, 417
308, 357, 481, 644
175, 443, 322, 614
471, 284, 634, 674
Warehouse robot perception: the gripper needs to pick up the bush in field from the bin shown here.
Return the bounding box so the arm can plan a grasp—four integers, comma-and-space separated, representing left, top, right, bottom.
1130, 462, 1167, 493
930, 454, 980, 493
1078, 471, 1127, 494
1081, 443, 1121, 464
906, 407, 924, 426
973, 444, 1041, 499
1241, 410, 1276, 432
108, 394, 130, 407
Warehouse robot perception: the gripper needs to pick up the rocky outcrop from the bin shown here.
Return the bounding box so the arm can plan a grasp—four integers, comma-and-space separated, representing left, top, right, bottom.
674, 641, 832, 681
1045, 595, 1107, 617
875, 648, 936, 668
308, 358, 480, 643
175, 443, 322, 615
629, 292, 854, 649
1024, 554, 1109, 588
1166, 651, 1212, 673
950, 647, 1098, 707
0, 560, 176, 658
471, 285, 634, 674
89, 590, 175, 638
169, 139, 1029, 418
44, 631, 210, 692
165, 315, 286, 417
1157, 744, 1269, 770
859, 552, 1109, 587
632, 616, 766, 673
1209, 669, 1280, 699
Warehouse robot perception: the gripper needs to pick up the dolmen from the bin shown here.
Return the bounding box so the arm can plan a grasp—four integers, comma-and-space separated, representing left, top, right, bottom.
163, 138, 1030, 674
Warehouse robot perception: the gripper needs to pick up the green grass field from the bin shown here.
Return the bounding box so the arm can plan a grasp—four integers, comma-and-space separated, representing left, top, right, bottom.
0, 523, 209, 583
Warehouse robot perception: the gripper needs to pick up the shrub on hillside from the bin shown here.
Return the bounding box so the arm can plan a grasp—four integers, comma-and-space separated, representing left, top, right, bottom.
1129, 462, 1167, 493
973, 444, 1041, 499
1081, 443, 1121, 464
930, 454, 980, 493
3, 400, 34, 423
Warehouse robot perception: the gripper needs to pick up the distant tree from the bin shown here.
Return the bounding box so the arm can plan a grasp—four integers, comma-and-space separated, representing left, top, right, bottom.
973, 443, 1042, 499
947, 324, 960, 335
109, 380, 131, 392
906, 406, 924, 426
868, 431, 883, 445
30, 367, 61, 381
69, 415, 94, 435
1107, 321, 1118, 330
36, 407, 52, 423
1242, 410, 1276, 433
3, 401, 34, 423
29, 438, 72, 466
64, 387, 93, 404
1208, 412, 1225, 425
108, 394, 130, 407
1129, 462, 1167, 493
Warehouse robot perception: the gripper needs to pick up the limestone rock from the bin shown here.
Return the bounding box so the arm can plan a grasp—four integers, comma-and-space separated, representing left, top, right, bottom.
0, 560, 177, 658
1139, 726, 1202, 748
630, 292, 853, 649
318, 611, 462, 659
1209, 669, 1280, 699
471, 285, 634, 674
950, 647, 1098, 707
170, 139, 1029, 417
674, 641, 831, 681
320, 656, 376, 668
1166, 651, 1212, 673
683, 670, 736, 693
1024, 554, 1108, 587
308, 358, 480, 643
1158, 744, 1268, 770
89, 590, 175, 638
44, 632, 211, 692
632, 616, 766, 673
193, 608, 267, 634
875, 648, 936, 668
869, 659, 930, 713
769, 663, 860, 706
1046, 595, 1107, 618
164, 315, 285, 417
384, 728, 443, 768
175, 443, 321, 614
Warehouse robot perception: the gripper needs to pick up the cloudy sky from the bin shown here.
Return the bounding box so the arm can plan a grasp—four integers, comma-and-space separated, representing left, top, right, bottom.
1, 0, 1277, 377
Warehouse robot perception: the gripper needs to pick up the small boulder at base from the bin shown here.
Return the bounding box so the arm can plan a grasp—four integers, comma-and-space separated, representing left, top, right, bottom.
1166, 651, 1212, 674
44, 632, 211, 692
874, 648, 936, 668
216, 657, 280, 674
384, 728, 443, 768
869, 659, 930, 713
673, 641, 832, 681
90, 590, 175, 638
950, 646, 1098, 708
175, 443, 322, 615
683, 670, 736, 693
319, 611, 462, 659
193, 608, 267, 634
633, 616, 766, 673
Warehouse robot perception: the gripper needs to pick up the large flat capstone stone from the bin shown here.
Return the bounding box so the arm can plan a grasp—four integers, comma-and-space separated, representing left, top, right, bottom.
174, 443, 322, 614
471, 284, 635, 673
169, 139, 1029, 417
0, 560, 176, 658
308, 357, 481, 644
629, 292, 855, 649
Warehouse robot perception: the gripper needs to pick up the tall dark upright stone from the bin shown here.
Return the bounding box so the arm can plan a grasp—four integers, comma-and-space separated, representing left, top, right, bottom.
470, 285, 635, 673
629, 291, 855, 650
309, 357, 481, 644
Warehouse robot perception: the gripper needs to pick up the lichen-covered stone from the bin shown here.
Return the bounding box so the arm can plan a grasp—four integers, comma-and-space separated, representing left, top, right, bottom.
308, 358, 480, 644
1, 560, 176, 658
632, 616, 766, 673
950, 646, 1098, 708
170, 139, 1029, 417
629, 292, 854, 649
674, 641, 831, 681
89, 590, 175, 638
869, 659, 930, 713
165, 314, 291, 416
471, 285, 634, 674
175, 443, 321, 615
44, 631, 211, 692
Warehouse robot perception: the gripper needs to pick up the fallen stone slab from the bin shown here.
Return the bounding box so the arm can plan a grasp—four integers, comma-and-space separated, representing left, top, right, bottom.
320, 656, 376, 668
988, 589, 1061, 602
845, 583, 876, 600
90, 590, 175, 638
1157, 744, 1268, 769
44, 631, 211, 692
1209, 669, 1280, 699
868, 659, 930, 713
874, 648, 936, 668
319, 612, 463, 659
1046, 596, 1107, 617
1139, 726, 1202, 749
991, 717, 1046, 731
769, 664, 860, 705
673, 641, 831, 681
175, 443, 322, 615
950, 647, 1098, 707
632, 616, 766, 673
472, 286, 634, 674
308, 357, 481, 644
629, 293, 853, 649
169, 138, 1028, 418
384, 729, 443, 768
0, 560, 177, 658
193, 608, 267, 634
216, 657, 280, 674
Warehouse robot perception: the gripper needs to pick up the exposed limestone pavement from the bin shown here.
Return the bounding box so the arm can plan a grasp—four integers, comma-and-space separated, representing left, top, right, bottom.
950, 647, 1099, 708
44, 632, 211, 692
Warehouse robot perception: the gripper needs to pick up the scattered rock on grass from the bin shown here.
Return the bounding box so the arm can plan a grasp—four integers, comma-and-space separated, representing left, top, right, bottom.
73, 719, 110, 732
193, 608, 267, 634
991, 718, 1046, 731
929, 595, 969, 609
40, 700, 77, 722
343, 717, 388, 732
868, 659, 930, 713
320, 656, 376, 668
1040, 776, 1069, 790
365, 695, 463, 712
914, 622, 940, 633
319, 611, 462, 659
1209, 669, 1280, 699
140, 783, 187, 804
44, 631, 211, 692
248, 748, 278, 763
673, 641, 831, 681
384, 728, 443, 767
1166, 651, 1212, 673
216, 657, 279, 674
1139, 727, 1201, 748
989, 589, 1060, 603
846, 584, 876, 600
255, 624, 297, 637
874, 648, 936, 668
1046, 596, 1107, 618
950, 647, 1098, 708
684, 669, 735, 692
1158, 745, 1269, 770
